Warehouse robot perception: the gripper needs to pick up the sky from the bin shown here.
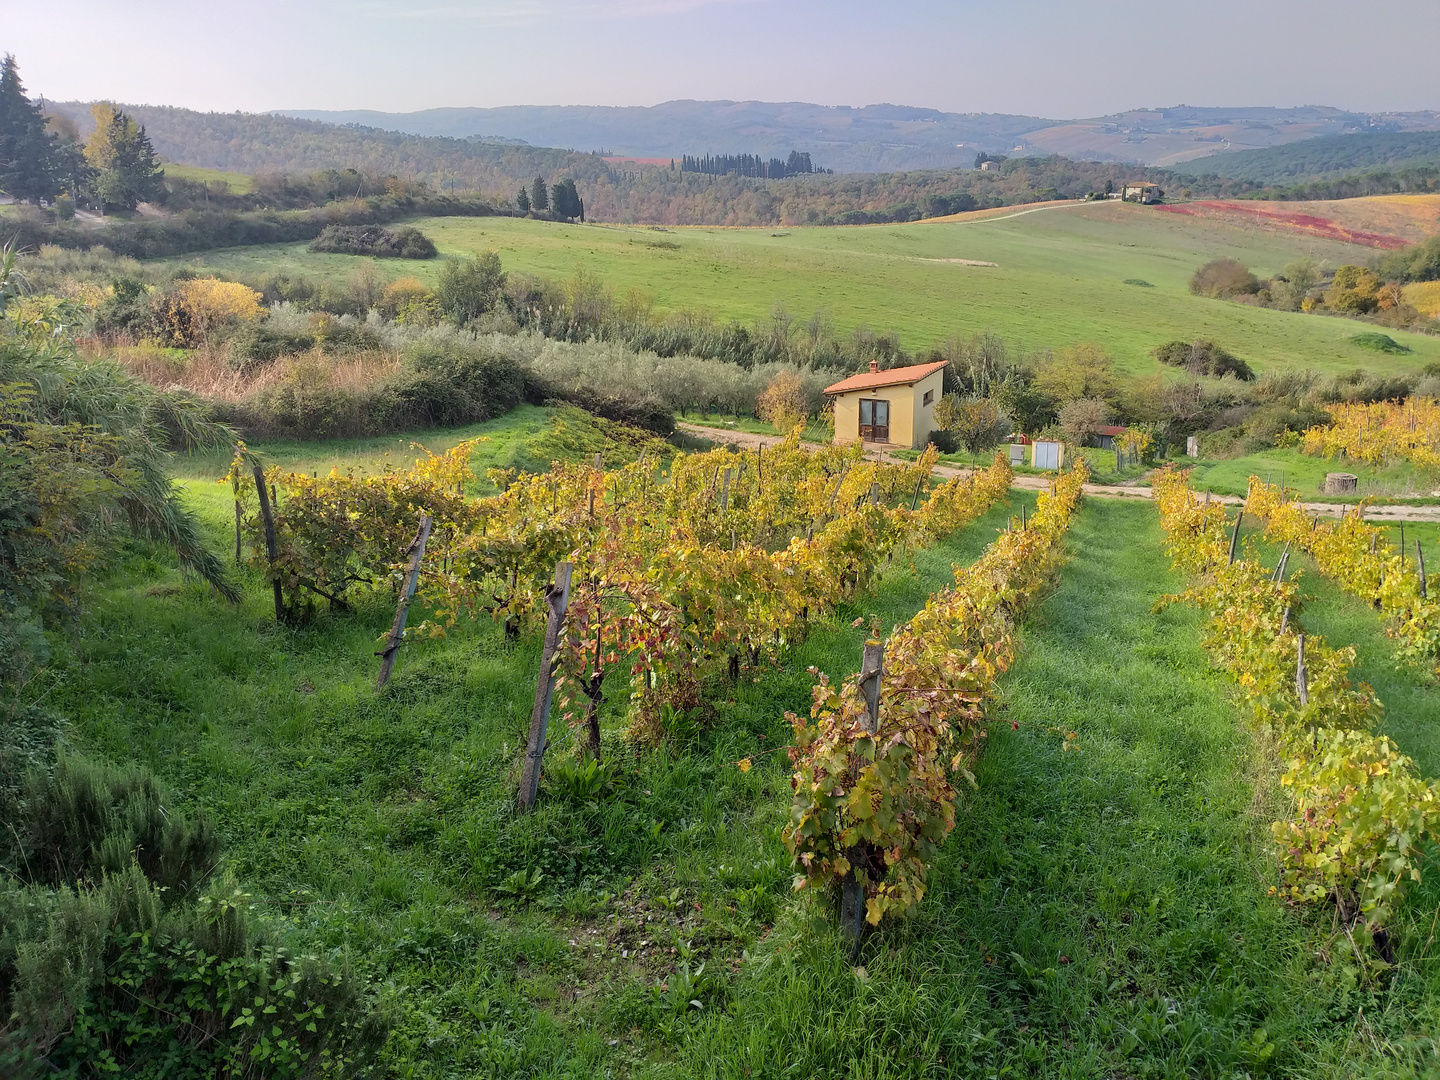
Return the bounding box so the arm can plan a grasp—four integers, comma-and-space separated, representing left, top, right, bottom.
5, 0, 1439, 118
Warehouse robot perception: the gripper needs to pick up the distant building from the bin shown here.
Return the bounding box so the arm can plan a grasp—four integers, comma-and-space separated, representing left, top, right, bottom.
979, 160, 998, 171
1121, 182, 1164, 204
1092, 425, 1129, 450
824, 360, 948, 449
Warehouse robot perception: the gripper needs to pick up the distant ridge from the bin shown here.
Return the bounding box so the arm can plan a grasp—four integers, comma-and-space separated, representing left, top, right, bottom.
281, 100, 1440, 173
1173, 130, 1440, 184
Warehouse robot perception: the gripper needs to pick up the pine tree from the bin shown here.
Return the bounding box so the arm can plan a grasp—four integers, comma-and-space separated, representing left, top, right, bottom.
516, 185, 531, 213
0, 54, 62, 204
84, 103, 164, 212
530, 175, 548, 212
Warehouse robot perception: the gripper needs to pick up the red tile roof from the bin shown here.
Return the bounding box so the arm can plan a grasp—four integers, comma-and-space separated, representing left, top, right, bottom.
823, 360, 948, 395
1097, 425, 1128, 436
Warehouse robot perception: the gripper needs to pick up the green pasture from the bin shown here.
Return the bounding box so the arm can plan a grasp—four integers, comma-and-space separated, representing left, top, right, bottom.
161, 161, 255, 193
158, 202, 1440, 377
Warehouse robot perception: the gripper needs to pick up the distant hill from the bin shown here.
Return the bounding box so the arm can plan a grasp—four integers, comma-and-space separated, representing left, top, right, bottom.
1173, 130, 1440, 183
282, 100, 1440, 173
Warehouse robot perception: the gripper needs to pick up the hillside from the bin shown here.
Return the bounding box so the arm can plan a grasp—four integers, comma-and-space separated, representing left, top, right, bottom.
285, 100, 1440, 171
1176, 130, 1440, 183
156, 198, 1440, 374
39, 102, 1178, 226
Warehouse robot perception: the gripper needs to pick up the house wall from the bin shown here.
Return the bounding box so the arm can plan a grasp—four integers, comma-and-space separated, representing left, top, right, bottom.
830, 369, 945, 449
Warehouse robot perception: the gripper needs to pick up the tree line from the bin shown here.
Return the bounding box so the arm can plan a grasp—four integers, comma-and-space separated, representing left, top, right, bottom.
0, 55, 165, 214
679, 151, 823, 179
516, 175, 583, 220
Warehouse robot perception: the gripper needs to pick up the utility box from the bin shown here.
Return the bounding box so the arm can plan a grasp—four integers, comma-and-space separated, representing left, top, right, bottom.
1008, 444, 1026, 466
1032, 440, 1063, 471
1186, 436, 1200, 459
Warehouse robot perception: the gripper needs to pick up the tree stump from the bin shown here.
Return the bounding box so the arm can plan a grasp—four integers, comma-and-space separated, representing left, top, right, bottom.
1323, 473, 1358, 495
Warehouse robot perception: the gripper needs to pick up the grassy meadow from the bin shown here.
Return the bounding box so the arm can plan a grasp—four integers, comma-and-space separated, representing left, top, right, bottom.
159, 199, 1440, 377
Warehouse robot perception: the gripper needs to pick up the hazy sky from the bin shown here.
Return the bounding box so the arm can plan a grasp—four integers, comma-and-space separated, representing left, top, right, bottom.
6, 0, 1439, 117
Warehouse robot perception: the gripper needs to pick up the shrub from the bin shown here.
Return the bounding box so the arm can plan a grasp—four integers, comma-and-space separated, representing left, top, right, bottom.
0, 757, 388, 1075
1190, 258, 1261, 299
435, 253, 506, 324
155, 278, 263, 347
926, 428, 958, 453
1152, 339, 1255, 380
227, 322, 316, 370
755, 370, 810, 429
308, 223, 437, 258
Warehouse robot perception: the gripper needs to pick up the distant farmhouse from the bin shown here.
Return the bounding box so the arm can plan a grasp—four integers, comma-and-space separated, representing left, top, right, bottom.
1121, 181, 1164, 204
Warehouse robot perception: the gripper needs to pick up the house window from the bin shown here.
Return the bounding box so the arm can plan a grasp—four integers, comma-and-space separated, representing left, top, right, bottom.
922, 389, 934, 407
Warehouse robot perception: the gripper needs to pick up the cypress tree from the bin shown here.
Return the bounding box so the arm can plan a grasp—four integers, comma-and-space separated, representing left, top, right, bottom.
530, 175, 548, 212
516, 185, 531, 213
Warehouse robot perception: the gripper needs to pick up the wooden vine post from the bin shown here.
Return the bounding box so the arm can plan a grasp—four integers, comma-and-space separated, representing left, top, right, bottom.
251, 464, 284, 623
375, 513, 434, 692
841, 642, 885, 950
518, 561, 574, 812
1296, 633, 1309, 706
1418, 540, 1428, 601
1227, 509, 1243, 566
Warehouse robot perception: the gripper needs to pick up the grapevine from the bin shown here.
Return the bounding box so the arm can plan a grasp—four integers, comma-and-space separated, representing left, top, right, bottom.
1244, 476, 1440, 676
784, 463, 1088, 926
1300, 397, 1440, 469
1154, 466, 1440, 937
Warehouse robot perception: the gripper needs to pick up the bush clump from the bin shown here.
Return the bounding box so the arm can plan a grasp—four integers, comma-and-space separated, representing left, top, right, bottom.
1190, 258, 1261, 299
0, 757, 388, 1076
309, 224, 437, 259
1152, 339, 1255, 380
1349, 331, 1411, 354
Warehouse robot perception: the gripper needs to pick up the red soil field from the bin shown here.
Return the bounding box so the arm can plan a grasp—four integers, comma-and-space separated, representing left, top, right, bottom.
1155, 201, 1411, 249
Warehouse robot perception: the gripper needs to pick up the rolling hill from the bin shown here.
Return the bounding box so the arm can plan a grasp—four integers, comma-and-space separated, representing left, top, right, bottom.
283, 100, 1440, 172
1175, 130, 1440, 183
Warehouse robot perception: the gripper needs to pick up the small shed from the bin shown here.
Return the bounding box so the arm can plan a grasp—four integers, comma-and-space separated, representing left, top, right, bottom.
1092, 425, 1128, 450
1121, 182, 1164, 204
824, 360, 949, 450
1032, 440, 1064, 471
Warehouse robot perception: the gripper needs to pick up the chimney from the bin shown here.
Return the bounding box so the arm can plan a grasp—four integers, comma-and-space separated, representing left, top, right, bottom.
868, 359, 878, 374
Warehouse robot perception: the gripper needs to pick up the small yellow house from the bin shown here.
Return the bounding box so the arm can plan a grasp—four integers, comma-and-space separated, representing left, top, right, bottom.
823, 359, 948, 449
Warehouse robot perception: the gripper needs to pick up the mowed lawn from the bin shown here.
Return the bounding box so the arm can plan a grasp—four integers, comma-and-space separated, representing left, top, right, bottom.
159, 199, 1440, 376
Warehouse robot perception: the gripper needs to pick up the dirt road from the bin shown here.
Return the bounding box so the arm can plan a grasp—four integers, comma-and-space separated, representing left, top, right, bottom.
676, 422, 1440, 524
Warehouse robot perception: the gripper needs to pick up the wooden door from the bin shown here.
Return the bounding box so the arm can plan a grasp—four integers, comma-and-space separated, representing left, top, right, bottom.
859, 399, 890, 442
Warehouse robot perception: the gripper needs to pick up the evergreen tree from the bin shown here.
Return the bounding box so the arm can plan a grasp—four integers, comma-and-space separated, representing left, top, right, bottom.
530, 175, 548, 212
516, 185, 531, 213
84, 103, 164, 212
0, 54, 62, 204
550, 178, 583, 220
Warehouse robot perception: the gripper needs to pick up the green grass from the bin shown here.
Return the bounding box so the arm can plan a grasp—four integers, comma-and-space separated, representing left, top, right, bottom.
161, 161, 255, 194
674, 498, 1440, 1078
47, 413, 1440, 1074
154, 203, 1440, 378
1180, 447, 1440, 502
47, 427, 1028, 1077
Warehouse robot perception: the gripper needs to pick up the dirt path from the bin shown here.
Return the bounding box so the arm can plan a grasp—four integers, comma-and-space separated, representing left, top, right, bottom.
676, 422, 1440, 524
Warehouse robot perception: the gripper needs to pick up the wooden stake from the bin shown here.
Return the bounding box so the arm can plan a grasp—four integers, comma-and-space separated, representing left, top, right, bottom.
870, 481, 879, 507
720, 468, 732, 512
518, 561, 574, 812
1418, 540, 1427, 601
1280, 606, 1290, 635
843, 641, 885, 952
1272, 541, 1291, 584
1227, 509, 1243, 565
910, 472, 925, 512
375, 514, 433, 691
252, 464, 283, 623
1296, 633, 1308, 706
234, 497, 243, 564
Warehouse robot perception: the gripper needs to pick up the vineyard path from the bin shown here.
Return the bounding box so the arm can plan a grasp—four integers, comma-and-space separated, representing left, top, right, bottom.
677, 422, 1440, 523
